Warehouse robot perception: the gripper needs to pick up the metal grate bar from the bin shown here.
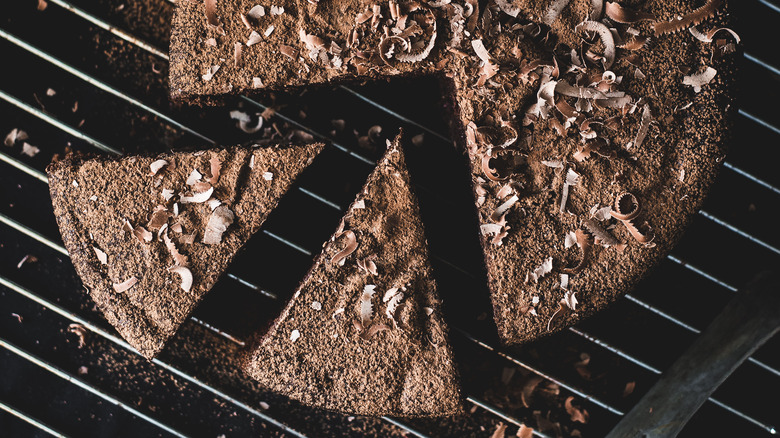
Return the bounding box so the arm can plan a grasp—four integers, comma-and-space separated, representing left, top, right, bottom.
11, 2, 780, 209
567, 327, 777, 434
698, 210, 780, 256
744, 52, 780, 77
0, 29, 213, 145
8, 118, 778, 392
0, 275, 310, 438
6, 1, 779, 434
0, 89, 118, 155
3, 107, 779, 435
46, 0, 780, 189
6, 198, 773, 435
0, 337, 189, 438
0, 399, 69, 438
4, 140, 780, 428
379, 417, 431, 438
455, 328, 623, 416
0, 213, 516, 438
0, 211, 251, 345
758, 0, 780, 14
722, 162, 780, 196
46, 0, 168, 60
466, 396, 553, 438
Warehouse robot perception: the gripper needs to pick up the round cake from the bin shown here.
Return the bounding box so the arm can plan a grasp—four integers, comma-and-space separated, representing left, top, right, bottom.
169, 0, 737, 345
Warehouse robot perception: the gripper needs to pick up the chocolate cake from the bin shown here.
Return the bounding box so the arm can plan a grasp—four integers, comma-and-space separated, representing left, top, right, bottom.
47, 143, 324, 359
243, 135, 463, 417
169, 0, 737, 344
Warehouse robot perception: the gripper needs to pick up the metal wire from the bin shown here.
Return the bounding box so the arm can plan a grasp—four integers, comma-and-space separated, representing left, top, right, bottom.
0, 399, 68, 438
0, 337, 189, 438
2, 0, 778, 435
0, 276, 310, 438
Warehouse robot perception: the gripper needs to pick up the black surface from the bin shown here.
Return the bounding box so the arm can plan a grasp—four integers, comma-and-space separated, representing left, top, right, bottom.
2, 0, 780, 437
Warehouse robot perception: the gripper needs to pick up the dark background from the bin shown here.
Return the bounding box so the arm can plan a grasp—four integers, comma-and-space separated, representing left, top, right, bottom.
1, 0, 779, 437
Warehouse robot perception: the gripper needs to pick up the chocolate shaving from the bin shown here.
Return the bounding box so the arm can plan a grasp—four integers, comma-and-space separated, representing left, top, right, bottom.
494, 0, 520, 17
22, 143, 40, 157
476, 125, 518, 148
521, 375, 544, 407
544, 0, 571, 25
517, 425, 535, 438
186, 169, 202, 185
610, 192, 653, 243
357, 257, 378, 275
565, 396, 590, 423
247, 31, 263, 46
331, 230, 358, 266
93, 246, 108, 264
132, 225, 153, 243
605, 2, 655, 23
683, 67, 717, 92
530, 257, 554, 283
496, 183, 514, 199
575, 21, 616, 69
4, 128, 28, 147
555, 81, 611, 100
629, 103, 653, 149
562, 290, 578, 311
180, 187, 213, 203
202, 65, 220, 81
654, 0, 722, 36
583, 218, 620, 247
163, 231, 189, 267
384, 288, 404, 326
113, 276, 138, 293
67, 324, 87, 348
618, 35, 650, 51
689, 26, 740, 44
589, 0, 604, 20
610, 192, 640, 221
203, 205, 234, 244
161, 188, 174, 201
481, 151, 509, 182
168, 266, 193, 293
360, 284, 376, 324
490, 423, 508, 438
492, 195, 518, 222
234, 42, 244, 67
559, 168, 580, 213
247, 5, 265, 19
149, 159, 168, 175
363, 323, 391, 339
208, 154, 222, 184
204, 0, 224, 34
562, 229, 591, 274
378, 36, 407, 64
280, 45, 298, 60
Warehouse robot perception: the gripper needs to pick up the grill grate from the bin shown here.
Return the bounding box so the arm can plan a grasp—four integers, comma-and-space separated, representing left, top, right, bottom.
1, 0, 779, 437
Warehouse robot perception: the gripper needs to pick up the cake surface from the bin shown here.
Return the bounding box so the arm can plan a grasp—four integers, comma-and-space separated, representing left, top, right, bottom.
243, 135, 463, 416
47, 143, 324, 359
170, 0, 737, 344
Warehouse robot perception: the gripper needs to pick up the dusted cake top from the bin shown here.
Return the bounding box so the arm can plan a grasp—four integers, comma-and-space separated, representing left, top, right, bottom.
169, 0, 737, 345
47, 143, 323, 359
244, 134, 462, 416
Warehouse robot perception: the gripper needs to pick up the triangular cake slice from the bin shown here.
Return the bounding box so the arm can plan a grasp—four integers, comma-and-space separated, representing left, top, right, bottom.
243, 135, 462, 416
47, 143, 324, 359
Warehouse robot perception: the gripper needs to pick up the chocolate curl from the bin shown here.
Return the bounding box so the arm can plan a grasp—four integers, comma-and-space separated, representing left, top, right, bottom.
654, 0, 722, 36
563, 229, 592, 274
610, 192, 653, 243
331, 230, 358, 266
